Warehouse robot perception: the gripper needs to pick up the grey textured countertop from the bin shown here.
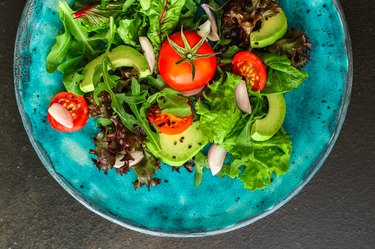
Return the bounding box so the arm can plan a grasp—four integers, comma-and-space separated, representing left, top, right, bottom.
1, 0, 374, 248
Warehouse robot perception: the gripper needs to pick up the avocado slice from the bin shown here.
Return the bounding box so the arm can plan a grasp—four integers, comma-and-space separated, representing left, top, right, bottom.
80, 45, 151, 92
250, 11, 288, 48
251, 94, 286, 141
148, 122, 207, 167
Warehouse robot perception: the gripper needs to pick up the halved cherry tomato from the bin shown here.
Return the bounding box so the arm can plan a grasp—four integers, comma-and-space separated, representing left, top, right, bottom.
232, 51, 267, 91
158, 30, 217, 92
147, 104, 194, 135
48, 92, 88, 132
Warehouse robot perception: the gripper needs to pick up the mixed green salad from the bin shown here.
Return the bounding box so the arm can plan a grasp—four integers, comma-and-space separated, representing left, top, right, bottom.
46, 0, 312, 190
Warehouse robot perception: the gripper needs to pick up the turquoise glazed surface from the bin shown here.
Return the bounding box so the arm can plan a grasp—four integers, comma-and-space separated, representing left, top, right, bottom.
14, 0, 352, 236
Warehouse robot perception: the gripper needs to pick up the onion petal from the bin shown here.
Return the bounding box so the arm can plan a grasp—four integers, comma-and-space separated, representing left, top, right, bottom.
208, 144, 227, 176
235, 81, 252, 114
197, 20, 211, 39
128, 150, 144, 167
48, 103, 73, 129
182, 86, 204, 96
114, 151, 144, 169
139, 36, 155, 74
201, 4, 220, 41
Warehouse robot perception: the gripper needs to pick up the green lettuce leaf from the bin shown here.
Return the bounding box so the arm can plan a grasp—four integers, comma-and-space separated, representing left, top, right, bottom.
117, 11, 148, 48
46, 1, 116, 74
238, 129, 292, 190
195, 72, 243, 145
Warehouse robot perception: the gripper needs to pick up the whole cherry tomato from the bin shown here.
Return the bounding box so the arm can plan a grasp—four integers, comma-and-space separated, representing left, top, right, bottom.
158, 30, 217, 92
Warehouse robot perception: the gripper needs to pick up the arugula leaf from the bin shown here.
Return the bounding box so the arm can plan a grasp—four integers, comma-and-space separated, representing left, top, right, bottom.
46, 30, 72, 73
258, 53, 308, 94
157, 88, 192, 117
193, 151, 209, 187
124, 78, 162, 153
94, 57, 138, 132
62, 71, 85, 96
146, 0, 187, 53
196, 72, 243, 145
219, 45, 240, 63
144, 75, 166, 90
59, 2, 102, 56
179, 0, 202, 30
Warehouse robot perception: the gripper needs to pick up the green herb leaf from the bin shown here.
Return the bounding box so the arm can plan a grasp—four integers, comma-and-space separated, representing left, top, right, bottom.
239, 129, 292, 190
196, 72, 243, 145
62, 71, 85, 96
157, 88, 192, 117
46, 31, 72, 73
146, 0, 187, 53
258, 53, 308, 94
118, 17, 144, 47
93, 57, 138, 133
193, 151, 209, 187
123, 78, 162, 153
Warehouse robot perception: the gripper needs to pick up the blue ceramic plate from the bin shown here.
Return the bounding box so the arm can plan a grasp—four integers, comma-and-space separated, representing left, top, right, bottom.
14, 0, 352, 237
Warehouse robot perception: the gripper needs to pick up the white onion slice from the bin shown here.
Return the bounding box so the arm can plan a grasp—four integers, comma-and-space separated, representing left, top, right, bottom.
201, 4, 220, 41
128, 150, 144, 167
48, 103, 73, 128
139, 36, 155, 74
208, 144, 227, 176
113, 151, 144, 169
235, 81, 252, 114
197, 20, 211, 39
182, 86, 204, 96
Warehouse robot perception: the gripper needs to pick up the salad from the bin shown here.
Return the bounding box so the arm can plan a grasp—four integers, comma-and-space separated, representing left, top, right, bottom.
46, 0, 312, 191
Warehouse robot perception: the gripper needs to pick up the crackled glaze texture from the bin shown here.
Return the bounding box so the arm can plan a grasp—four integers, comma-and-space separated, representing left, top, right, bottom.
14, 0, 351, 236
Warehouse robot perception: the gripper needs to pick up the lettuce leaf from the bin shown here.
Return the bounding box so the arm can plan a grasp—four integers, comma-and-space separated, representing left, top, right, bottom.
238, 129, 292, 190
196, 72, 292, 191
195, 72, 243, 146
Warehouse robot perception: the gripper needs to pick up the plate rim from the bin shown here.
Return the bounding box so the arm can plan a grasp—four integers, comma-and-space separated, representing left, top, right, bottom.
13, 0, 353, 237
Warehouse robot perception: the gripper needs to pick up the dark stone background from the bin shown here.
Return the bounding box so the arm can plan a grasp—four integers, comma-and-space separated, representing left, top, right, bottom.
1, 1, 374, 248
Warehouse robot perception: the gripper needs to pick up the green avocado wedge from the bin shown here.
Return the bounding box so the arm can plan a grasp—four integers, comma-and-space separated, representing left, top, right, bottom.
80, 45, 151, 92
250, 11, 288, 49
147, 122, 207, 167
251, 94, 286, 141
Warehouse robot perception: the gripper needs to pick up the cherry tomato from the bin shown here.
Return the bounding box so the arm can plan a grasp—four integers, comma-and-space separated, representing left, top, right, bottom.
147, 104, 194, 135
232, 51, 267, 91
48, 92, 89, 132
158, 30, 217, 92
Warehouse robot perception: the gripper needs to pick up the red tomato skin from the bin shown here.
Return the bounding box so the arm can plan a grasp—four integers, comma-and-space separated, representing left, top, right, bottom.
147, 104, 194, 135
232, 51, 267, 91
158, 30, 217, 92
48, 92, 89, 132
